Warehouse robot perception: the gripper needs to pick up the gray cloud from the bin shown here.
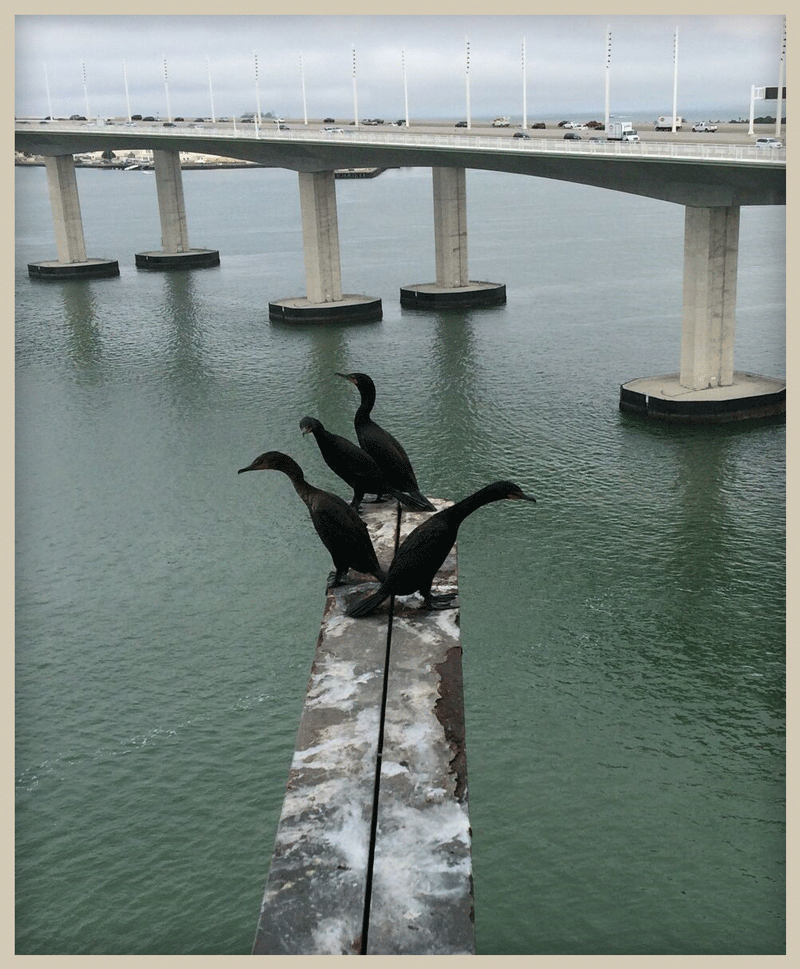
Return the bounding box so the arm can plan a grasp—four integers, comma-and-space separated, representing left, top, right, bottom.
15, 15, 785, 122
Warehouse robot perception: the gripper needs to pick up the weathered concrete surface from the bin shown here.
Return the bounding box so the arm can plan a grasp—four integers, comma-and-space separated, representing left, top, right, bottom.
252, 504, 396, 955
252, 499, 475, 955
680, 205, 739, 390
298, 170, 343, 303
367, 609, 473, 953
44, 154, 87, 263
152, 148, 191, 254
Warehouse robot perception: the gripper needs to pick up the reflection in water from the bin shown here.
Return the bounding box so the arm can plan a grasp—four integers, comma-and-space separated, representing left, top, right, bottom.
61, 280, 105, 385
161, 270, 212, 409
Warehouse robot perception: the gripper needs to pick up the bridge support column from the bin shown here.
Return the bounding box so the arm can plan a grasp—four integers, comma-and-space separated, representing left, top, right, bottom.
433, 165, 469, 287
269, 171, 382, 322
619, 203, 785, 422
400, 166, 505, 309
299, 169, 343, 302
27, 154, 119, 279
135, 149, 220, 270
680, 205, 739, 391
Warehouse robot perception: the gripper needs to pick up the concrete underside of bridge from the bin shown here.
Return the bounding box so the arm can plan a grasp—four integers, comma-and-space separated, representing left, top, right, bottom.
15, 129, 786, 207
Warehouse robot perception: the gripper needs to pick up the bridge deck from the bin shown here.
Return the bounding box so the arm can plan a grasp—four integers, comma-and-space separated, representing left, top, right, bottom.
15, 120, 785, 207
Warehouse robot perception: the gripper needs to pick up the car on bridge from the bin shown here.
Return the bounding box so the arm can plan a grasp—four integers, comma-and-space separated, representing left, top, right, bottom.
513, 131, 530, 139
563, 131, 582, 140
755, 137, 783, 149
692, 122, 718, 132
455, 121, 468, 127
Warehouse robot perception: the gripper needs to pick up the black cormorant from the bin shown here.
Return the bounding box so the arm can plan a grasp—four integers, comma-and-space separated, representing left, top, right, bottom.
335, 371, 436, 511
238, 450, 387, 587
345, 480, 536, 618
299, 416, 433, 511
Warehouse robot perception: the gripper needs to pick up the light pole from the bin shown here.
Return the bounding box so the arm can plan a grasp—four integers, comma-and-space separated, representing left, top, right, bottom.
775, 17, 785, 137
748, 85, 759, 136
163, 56, 172, 122
352, 46, 359, 127
82, 61, 90, 120
402, 48, 410, 126
206, 56, 216, 123
122, 61, 132, 121
671, 27, 679, 133
254, 51, 261, 136
300, 53, 308, 125
521, 37, 527, 129
43, 62, 53, 119
465, 37, 471, 129
604, 26, 611, 132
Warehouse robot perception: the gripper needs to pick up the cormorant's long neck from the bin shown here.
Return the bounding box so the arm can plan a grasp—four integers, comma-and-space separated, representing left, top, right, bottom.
447, 484, 507, 526
354, 382, 376, 424
278, 460, 314, 503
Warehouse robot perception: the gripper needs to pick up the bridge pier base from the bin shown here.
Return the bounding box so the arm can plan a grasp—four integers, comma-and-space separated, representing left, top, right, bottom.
135, 149, 220, 271
28, 154, 119, 280
400, 167, 505, 309
620, 204, 785, 422
269, 170, 381, 323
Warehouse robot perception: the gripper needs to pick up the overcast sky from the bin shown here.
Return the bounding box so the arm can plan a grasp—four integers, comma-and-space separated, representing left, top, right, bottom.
15, 14, 786, 123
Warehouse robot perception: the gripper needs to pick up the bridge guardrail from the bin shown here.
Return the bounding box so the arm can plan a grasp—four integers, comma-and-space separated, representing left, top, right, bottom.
15, 120, 786, 166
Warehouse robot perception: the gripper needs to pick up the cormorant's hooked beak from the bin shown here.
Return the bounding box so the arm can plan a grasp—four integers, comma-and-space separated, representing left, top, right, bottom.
335, 371, 356, 384
237, 465, 252, 474
513, 492, 537, 502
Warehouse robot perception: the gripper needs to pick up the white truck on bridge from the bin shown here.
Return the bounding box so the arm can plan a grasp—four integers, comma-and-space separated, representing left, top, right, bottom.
606, 121, 640, 142
654, 116, 684, 131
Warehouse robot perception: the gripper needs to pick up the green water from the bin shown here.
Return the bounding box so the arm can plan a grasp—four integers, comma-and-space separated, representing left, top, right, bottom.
15, 163, 785, 954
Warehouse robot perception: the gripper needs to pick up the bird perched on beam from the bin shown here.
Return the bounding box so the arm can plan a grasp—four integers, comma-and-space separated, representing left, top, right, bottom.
336, 371, 436, 512
238, 450, 387, 588
346, 480, 536, 618
299, 415, 433, 511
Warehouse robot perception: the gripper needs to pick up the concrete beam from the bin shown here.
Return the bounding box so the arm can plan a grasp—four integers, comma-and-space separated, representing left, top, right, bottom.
252, 501, 474, 955
16, 127, 785, 207
680, 205, 739, 390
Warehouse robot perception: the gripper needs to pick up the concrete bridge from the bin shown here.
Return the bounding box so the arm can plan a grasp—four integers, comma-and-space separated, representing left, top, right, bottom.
15, 120, 786, 421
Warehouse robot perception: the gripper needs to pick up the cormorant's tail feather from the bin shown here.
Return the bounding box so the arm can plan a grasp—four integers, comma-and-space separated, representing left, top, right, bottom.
387, 488, 436, 512
345, 589, 390, 618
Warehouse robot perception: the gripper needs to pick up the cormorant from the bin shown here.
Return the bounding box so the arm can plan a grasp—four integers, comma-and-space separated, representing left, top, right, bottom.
299, 416, 433, 511
345, 480, 536, 618
335, 371, 436, 511
238, 451, 387, 587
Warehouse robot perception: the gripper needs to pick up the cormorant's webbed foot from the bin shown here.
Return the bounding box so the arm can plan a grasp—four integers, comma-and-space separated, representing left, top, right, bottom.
425, 592, 458, 610
327, 569, 348, 588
